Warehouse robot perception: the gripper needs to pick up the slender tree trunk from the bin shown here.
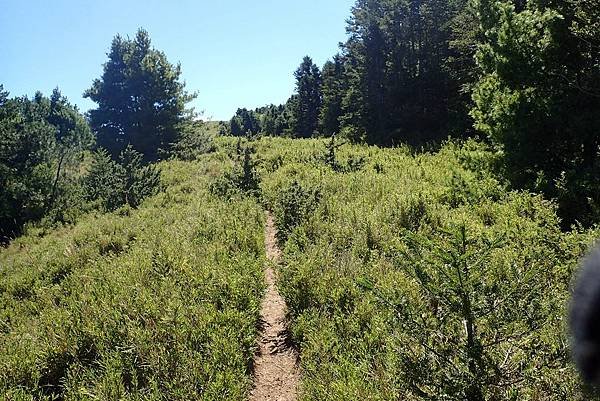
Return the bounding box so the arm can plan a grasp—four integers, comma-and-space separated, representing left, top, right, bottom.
463, 294, 484, 401
47, 150, 66, 212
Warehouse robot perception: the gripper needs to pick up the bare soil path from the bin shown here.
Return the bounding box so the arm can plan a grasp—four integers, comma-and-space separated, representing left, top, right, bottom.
249, 212, 300, 401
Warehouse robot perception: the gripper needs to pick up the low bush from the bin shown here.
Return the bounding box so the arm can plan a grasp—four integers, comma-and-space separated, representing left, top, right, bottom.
169, 122, 216, 161
84, 146, 161, 212
210, 145, 261, 200
255, 137, 599, 400
273, 180, 321, 245
0, 154, 265, 400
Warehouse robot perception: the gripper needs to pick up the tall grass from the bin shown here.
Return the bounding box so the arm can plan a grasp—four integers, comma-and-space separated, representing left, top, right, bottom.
254, 137, 599, 400
3, 135, 597, 400
0, 155, 265, 400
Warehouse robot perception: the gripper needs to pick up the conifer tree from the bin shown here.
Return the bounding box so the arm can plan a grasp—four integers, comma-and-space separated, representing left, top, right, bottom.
292, 56, 322, 137
319, 55, 346, 136
230, 108, 260, 137
472, 0, 600, 226
85, 28, 195, 160
340, 0, 468, 145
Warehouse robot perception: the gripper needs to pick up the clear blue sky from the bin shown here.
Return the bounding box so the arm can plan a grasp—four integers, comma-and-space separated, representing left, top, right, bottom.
0, 0, 355, 121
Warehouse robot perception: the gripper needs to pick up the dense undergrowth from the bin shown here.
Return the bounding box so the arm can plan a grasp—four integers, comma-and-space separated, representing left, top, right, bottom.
241, 137, 599, 400
2, 135, 598, 400
0, 154, 265, 400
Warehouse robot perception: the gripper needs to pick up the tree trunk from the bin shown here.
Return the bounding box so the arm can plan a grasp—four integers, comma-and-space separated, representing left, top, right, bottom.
47, 150, 66, 213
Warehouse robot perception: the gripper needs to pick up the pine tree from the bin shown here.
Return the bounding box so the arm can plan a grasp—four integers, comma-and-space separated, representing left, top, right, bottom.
84, 28, 195, 160
340, 0, 468, 145
47, 88, 94, 211
292, 56, 322, 137
319, 55, 347, 136
229, 108, 260, 137
260, 105, 279, 136
472, 0, 600, 226
230, 115, 243, 136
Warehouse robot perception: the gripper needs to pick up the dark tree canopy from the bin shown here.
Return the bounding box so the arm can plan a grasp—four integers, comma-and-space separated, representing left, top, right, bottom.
230, 108, 260, 137
291, 56, 322, 138
472, 0, 600, 226
319, 54, 346, 136
0, 89, 93, 240
84, 28, 195, 160
232, 0, 470, 145
226, 99, 296, 138
339, 0, 469, 145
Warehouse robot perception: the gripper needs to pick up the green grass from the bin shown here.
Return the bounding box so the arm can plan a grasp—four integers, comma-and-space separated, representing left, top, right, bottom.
249, 137, 598, 400
0, 154, 265, 400
2, 135, 598, 400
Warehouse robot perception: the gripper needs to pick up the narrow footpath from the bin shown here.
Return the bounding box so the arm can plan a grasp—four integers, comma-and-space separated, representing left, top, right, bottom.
249, 212, 300, 401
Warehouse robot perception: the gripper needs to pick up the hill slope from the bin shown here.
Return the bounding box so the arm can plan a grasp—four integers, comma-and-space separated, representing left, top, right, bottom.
0, 156, 265, 400
254, 137, 598, 400
1, 136, 598, 400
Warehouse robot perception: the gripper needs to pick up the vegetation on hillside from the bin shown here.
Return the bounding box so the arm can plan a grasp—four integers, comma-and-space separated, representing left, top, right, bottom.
226, 0, 600, 227
0, 88, 94, 241
1, 0, 600, 399
0, 154, 265, 400
2, 133, 599, 399
0, 30, 208, 242
247, 137, 599, 400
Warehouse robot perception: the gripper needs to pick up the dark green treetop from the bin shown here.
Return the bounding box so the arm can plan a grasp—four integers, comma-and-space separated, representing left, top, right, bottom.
84, 28, 195, 160
319, 54, 346, 136
292, 56, 322, 138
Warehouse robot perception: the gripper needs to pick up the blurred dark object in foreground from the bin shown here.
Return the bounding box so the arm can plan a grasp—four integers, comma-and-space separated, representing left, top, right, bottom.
572, 244, 600, 384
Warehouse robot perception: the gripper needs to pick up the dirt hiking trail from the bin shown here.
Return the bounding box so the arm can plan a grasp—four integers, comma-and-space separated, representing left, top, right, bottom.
249, 212, 300, 401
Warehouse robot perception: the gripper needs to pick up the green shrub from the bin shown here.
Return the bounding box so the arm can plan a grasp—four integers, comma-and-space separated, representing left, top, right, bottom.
210, 146, 261, 200
0, 89, 93, 241
170, 123, 216, 161
0, 153, 265, 400
84, 146, 161, 212
273, 179, 321, 244
118, 146, 161, 208
83, 149, 125, 211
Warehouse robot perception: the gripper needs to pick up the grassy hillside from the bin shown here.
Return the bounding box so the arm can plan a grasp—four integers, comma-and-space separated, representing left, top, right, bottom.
0, 154, 265, 400
1, 136, 597, 400
250, 137, 597, 400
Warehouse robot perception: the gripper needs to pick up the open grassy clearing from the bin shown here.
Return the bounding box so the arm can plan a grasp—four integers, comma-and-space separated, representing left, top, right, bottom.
2, 136, 599, 400
244, 137, 600, 400
0, 154, 265, 400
